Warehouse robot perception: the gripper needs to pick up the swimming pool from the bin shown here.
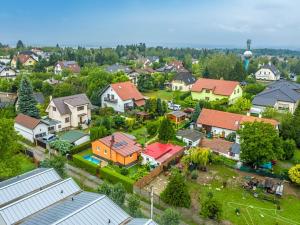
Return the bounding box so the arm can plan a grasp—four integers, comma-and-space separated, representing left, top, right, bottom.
83, 154, 101, 165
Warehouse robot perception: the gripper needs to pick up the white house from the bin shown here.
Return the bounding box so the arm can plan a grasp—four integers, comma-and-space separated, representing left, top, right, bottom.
14, 114, 48, 143
100, 81, 145, 113
255, 62, 281, 81
54, 61, 80, 75
46, 94, 92, 131
0, 66, 17, 79
176, 129, 203, 147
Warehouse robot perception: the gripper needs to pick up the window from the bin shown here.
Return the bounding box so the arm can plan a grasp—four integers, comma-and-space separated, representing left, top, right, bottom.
205, 89, 210, 93
104, 149, 107, 155
53, 107, 56, 111
237, 89, 239, 93
129, 154, 133, 158
65, 117, 70, 123
96, 146, 100, 152
234, 90, 236, 94
77, 106, 84, 111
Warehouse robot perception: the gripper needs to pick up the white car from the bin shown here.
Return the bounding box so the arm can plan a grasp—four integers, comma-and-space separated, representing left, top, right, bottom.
167, 101, 181, 111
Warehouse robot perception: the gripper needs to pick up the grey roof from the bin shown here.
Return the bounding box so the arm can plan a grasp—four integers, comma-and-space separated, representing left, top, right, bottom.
168, 111, 187, 117
176, 129, 203, 142
252, 80, 300, 106
106, 63, 132, 74
127, 218, 158, 225
33, 92, 45, 104
172, 72, 196, 85
62, 61, 77, 67
0, 65, 16, 73
230, 143, 240, 154
52, 94, 91, 115
0, 168, 61, 207
261, 63, 281, 76
21, 192, 131, 225
0, 178, 80, 225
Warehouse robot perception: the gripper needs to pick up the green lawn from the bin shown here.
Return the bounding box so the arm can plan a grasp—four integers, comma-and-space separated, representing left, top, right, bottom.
17, 154, 36, 175
128, 126, 149, 145
142, 90, 174, 101
188, 165, 300, 225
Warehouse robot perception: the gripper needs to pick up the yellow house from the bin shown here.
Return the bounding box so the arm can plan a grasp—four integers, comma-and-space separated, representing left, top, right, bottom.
11, 54, 37, 68
191, 78, 242, 104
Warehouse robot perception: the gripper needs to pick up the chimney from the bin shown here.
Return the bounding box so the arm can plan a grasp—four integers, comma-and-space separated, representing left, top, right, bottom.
110, 135, 115, 144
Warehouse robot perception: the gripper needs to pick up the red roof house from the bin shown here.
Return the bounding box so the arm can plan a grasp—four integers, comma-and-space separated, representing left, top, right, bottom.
101, 81, 145, 112
142, 142, 184, 166
197, 108, 279, 137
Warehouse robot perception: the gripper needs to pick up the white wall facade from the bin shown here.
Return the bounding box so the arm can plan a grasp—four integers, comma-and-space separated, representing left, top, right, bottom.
54, 64, 62, 75
141, 153, 159, 166
0, 68, 16, 79
14, 123, 48, 143
255, 68, 279, 81
171, 80, 192, 92
175, 135, 200, 147
101, 87, 134, 112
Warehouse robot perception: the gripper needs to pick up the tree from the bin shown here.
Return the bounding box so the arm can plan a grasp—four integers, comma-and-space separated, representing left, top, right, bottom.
200, 192, 222, 221
202, 66, 210, 78
227, 97, 251, 113
191, 102, 201, 122
289, 164, 300, 185
16, 40, 24, 49
90, 126, 108, 141
158, 118, 175, 142
40, 155, 66, 177
293, 105, 300, 147
183, 54, 192, 71
159, 208, 180, 225
127, 194, 142, 217
18, 76, 40, 118
0, 119, 21, 179
98, 182, 126, 206
238, 122, 283, 167
50, 140, 73, 155
282, 139, 296, 160
98, 181, 112, 196
156, 98, 163, 116
146, 120, 160, 136
160, 169, 191, 208
230, 61, 246, 81
186, 147, 210, 170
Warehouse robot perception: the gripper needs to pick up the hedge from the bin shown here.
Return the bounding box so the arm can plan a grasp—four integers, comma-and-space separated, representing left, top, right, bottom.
99, 167, 134, 192
73, 154, 99, 175
70, 141, 91, 155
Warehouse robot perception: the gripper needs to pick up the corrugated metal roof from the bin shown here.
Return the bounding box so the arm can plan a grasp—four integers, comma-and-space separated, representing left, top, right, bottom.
53, 195, 131, 225
0, 178, 80, 225
0, 168, 61, 207
127, 218, 158, 225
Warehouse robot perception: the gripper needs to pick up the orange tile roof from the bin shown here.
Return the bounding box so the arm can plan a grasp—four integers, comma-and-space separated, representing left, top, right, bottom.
197, 108, 278, 131
97, 132, 142, 157
191, 78, 239, 96
111, 81, 144, 102
14, 54, 34, 64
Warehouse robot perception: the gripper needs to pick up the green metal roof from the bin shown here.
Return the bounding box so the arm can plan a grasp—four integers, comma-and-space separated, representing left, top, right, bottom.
60, 130, 87, 143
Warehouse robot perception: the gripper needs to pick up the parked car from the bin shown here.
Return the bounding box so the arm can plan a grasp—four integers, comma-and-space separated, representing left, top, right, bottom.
168, 101, 181, 111
42, 134, 56, 142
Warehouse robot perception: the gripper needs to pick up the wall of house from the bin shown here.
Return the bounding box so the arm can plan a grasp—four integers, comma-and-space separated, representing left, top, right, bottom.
275, 101, 297, 114
92, 140, 138, 165
228, 85, 243, 104
23, 58, 36, 67
255, 68, 279, 81
0, 69, 16, 78
14, 123, 48, 143
176, 136, 200, 147
46, 101, 71, 130
171, 80, 192, 92
191, 90, 229, 102
101, 87, 133, 112
197, 123, 235, 138
64, 103, 90, 128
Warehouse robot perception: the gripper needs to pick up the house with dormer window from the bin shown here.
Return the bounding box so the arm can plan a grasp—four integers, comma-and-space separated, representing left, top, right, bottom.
46, 94, 91, 131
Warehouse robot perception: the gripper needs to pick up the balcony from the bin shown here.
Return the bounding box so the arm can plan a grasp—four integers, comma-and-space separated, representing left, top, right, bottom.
104, 97, 118, 103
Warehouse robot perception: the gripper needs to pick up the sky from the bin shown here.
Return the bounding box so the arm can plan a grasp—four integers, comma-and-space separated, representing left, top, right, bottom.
1, 0, 300, 49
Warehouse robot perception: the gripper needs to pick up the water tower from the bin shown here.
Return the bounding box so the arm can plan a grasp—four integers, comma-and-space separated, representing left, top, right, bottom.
243, 39, 252, 71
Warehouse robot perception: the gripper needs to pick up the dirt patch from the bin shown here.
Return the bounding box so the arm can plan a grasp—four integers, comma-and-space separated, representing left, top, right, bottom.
144, 173, 169, 195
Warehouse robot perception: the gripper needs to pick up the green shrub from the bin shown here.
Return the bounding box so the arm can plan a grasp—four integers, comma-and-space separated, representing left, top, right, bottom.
73, 154, 99, 175
120, 167, 129, 175
70, 141, 91, 154
191, 170, 198, 180
99, 167, 134, 192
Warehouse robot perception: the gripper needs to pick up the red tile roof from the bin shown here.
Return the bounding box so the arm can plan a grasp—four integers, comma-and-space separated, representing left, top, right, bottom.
15, 114, 41, 129
143, 142, 184, 164
111, 81, 144, 102
14, 54, 35, 64
197, 108, 278, 131
98, 132, 142, 157
191, 78, 239, 96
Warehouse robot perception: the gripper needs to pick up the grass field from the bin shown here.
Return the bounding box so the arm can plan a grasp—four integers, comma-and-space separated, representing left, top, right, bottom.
17, 154, 36, 175
129, 126, 148, 145
142, 90, 174, 100
188, 165, 300, 225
